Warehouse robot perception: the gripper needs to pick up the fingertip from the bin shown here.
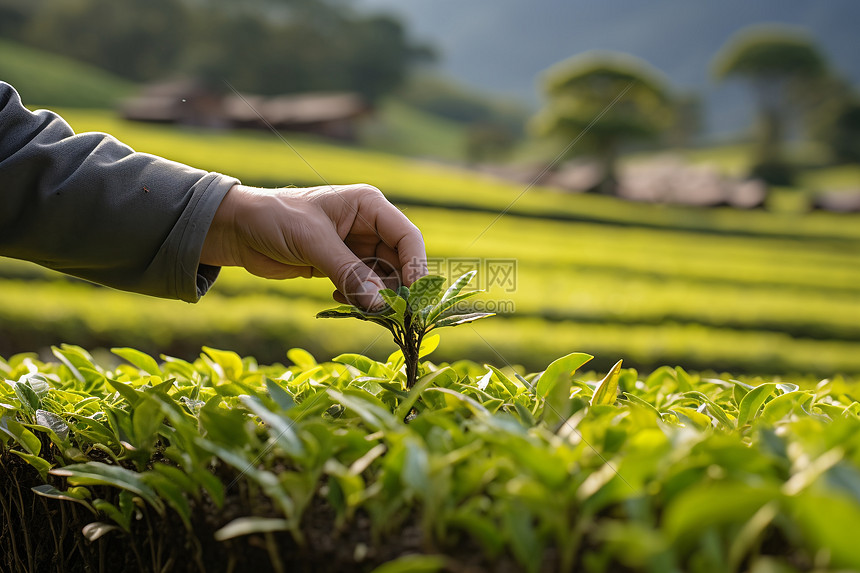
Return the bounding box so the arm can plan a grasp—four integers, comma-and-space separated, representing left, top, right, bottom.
360, 280, 385, 311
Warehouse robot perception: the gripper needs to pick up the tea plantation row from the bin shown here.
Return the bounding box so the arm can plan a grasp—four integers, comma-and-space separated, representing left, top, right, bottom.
2, 199, 859, 374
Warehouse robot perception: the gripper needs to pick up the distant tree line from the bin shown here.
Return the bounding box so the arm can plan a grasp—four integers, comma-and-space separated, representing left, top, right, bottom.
0, 0, 433, 102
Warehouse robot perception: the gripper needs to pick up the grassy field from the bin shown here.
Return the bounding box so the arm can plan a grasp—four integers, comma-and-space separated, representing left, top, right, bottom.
359, 99, 467, 161
0, 40, 134, 107
1, 109, 859, 375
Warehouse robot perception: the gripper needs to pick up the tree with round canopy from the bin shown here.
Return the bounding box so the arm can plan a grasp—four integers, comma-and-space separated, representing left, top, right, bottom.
713, 25, 828, 183
532, 51, 673, 194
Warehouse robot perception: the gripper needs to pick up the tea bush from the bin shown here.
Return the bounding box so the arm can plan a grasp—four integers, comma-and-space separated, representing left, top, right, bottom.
2, 341, 860, 572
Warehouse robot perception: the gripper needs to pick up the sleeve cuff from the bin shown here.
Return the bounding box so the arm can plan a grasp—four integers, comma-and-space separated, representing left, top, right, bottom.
160, 172, 239, 303
196, 263, 221, 299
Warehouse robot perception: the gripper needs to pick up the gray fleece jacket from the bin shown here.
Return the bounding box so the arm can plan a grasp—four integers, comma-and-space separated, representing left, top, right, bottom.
0, 81, 238, 302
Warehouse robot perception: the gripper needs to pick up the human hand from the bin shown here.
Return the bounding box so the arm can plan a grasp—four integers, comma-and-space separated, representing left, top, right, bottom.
200, 184, 427, 309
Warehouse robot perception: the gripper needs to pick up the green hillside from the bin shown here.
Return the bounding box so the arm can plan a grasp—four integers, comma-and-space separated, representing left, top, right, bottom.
1, 111, 858, 375
0, 39, 134, 107
50, 108, 860, 241
360, 98, 467, 161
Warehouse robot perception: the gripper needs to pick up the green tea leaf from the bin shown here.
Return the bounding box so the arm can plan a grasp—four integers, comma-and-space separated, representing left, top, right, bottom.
380, 289, 407, 324
202, 347, 244, 380
395, 367, 456, 419
316, 306, 368, 319
31, 484, 96, 514
266, 378, 296, 412
408, 275, 447, 314
418, 334, 440, 358
535, 352, 593, 398
664, 481, 778, 544
433, 312, 494, 329
505, 502, 542, 573
12, 378, 41, 411
0, 416, 41, 455
51, 462, 165, 515
142, 472, 192, 530
111, 347, 161, 376
789, 491, 860, 569
105, 378, 141, 407
428, 270, 479, 318
328, 389, 398, 431
240, 395, 306, 459
759, 391, 809, 424
671, 407, 712, 430
34, 409, 70, 444
591, 359, 623, 406
402, 437, 431, 495
92, 498, 131, 531
737, 383, 777, 427
51, 345, 92, 384
538, 353, 592, 429
333, 354, 391, 378
132, 396, 163, 450
11, 450, 52, 480
152, 463, 198, 497
286, 348, 316, 368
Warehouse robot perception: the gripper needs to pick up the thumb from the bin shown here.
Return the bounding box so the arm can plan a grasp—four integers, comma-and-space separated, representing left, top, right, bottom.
305, 228, 385, 311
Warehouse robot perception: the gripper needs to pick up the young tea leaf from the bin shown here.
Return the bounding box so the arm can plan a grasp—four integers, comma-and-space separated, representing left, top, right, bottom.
535, 353, 593, 398
591, 359, 623, 406
737, 384, 777, 427
0, 416, 41, 455
112, 347, 161, 376
433, 312, 495, 329
316, 305, 367, 319
407, 275, 447, 314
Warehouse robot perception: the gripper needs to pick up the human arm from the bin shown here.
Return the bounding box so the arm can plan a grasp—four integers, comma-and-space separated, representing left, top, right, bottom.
0, 81, 237, 302
0, 82, 427, 307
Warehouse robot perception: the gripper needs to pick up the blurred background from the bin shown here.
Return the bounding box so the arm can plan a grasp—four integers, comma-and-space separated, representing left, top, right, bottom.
1, 0, 859, 375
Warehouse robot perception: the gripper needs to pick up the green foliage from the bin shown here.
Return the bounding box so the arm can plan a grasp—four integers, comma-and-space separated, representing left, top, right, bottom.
818, 99, 860, 163
8, 0, 427, 102
713, 26, 827, 81
2, 346, 860, 572
317, 271, 493, 388
532, 50, 674, 192
713, 25, 830, 174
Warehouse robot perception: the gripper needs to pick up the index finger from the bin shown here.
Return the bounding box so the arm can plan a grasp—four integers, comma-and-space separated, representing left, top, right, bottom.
373, 201, 427, 285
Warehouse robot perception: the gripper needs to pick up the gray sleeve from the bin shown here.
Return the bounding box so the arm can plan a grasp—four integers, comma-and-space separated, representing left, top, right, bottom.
0, 81, 239, 302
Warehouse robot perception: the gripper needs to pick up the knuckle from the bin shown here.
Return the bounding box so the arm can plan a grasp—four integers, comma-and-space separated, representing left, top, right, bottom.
357, 184, 385, 201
